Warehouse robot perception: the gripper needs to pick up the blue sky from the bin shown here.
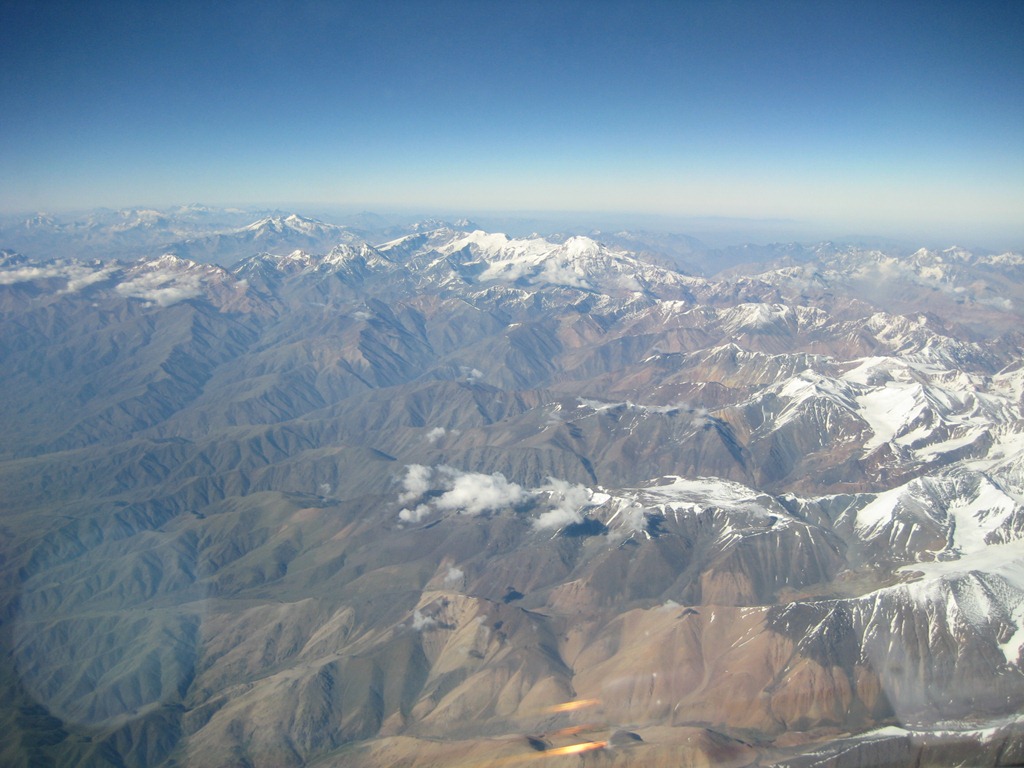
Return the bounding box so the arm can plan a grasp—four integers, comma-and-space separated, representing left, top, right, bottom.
1, 0, 1022, 244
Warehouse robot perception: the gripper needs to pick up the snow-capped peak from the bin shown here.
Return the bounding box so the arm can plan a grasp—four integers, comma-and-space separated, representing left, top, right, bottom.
243, 213, 338, 236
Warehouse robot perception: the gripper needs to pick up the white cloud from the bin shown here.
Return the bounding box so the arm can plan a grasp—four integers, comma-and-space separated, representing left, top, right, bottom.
115, 270, 204, 306
533, 506, 583, 530
617, 502, 647, 535
432, 467, 528, 515
426, 427, 447, 443
399, 504, 431, 523
318, 483, 332, 496
691, 406, 711, 427
0, 265, 67, 284
444, 566, 464, 587
63, 266, 116, 293
411, 610, 435, 631
532, 478, 594, 531
0, 263, 114, 292
396, 464, 528, 521
398, 464, 433, 504
536, 259, 591, 289
396, 466, 613, 533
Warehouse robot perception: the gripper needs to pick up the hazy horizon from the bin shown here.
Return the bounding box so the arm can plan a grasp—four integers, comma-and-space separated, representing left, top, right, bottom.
2, 1, 1022, 247
4, 201, 1019, 253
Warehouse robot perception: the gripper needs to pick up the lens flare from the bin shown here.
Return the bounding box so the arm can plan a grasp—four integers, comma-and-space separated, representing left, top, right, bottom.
541, 698, 600, 713
542, 740, 608, 756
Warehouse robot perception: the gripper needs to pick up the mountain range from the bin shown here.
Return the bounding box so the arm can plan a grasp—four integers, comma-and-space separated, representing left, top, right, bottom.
1, 209, 1023, 767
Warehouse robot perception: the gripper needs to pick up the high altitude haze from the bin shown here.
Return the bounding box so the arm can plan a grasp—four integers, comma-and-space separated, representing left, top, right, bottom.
1, 0, 1022, 246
